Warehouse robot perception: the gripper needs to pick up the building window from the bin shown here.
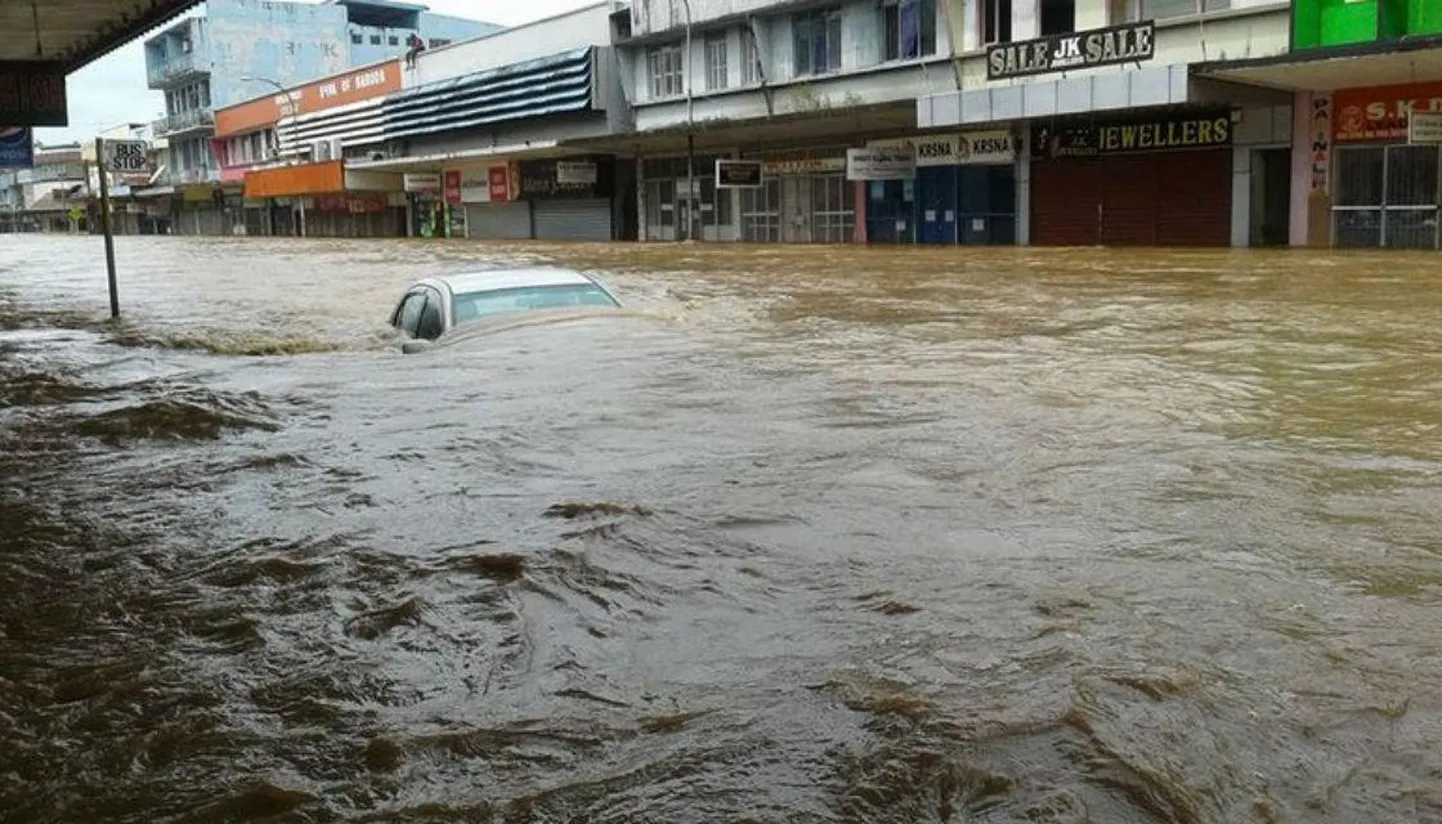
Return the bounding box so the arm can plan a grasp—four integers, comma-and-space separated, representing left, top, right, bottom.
351, 32, 363, 44
883, 0, 937, 61
1039, 0, 1075, 35
793, 7, 843, 76
742, 29, 763, 85
370, 34, 382, 45
389, 35, 399, 46
982, 0, 1012, 44
705, 34, 729, 91
648, 43, 685, 99
1111, 0, 1230, 21
430, 38, 450, 48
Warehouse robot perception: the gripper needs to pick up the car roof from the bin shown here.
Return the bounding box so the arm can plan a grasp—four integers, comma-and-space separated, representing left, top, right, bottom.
423, 268, 599, 296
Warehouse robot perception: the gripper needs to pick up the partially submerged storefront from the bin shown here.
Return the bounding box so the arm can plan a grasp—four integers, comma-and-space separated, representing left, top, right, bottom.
738, 153, 854, 244
1029, 108, 1236, 247
1328, 81, 1442, 248
242, 160, 405, 237
857, 129, 1019, 245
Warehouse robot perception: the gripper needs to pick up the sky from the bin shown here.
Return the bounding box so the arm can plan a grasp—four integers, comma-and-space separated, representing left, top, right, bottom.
35, 0, 598, 146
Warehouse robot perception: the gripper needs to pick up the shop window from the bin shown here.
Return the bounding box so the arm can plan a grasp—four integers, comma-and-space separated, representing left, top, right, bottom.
1111, 0, 1230, 21
648, 44, 685, 99
812, 175, 855, 243
883, 0, 937, 61
1334, 145, 1440, 249
705, 34, 729, 91
793, 7, 843, 76
1040, 0, 1075, 35
742, 29, 763, 85
982, 0, 1012, 45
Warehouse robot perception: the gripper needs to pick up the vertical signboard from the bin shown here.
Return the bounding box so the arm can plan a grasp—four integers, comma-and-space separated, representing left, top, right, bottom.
442, 169, 463, 204
0, 126, 33, 167
488, 166, 510, 203
1310, 92, 1331, 192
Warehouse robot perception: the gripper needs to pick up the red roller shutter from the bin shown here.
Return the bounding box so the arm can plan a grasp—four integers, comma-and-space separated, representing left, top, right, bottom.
1032, 158, 1098, 246
1099, 154, 1158, 246
1154, 148, 1232, 247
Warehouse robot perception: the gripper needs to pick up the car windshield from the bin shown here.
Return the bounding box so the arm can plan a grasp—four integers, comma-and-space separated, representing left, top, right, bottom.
451, 283, 619, 325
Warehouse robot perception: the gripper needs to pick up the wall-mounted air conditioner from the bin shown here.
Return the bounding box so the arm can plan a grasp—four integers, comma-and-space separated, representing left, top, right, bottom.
329, 138, 344, 161
313, 140, 332, 162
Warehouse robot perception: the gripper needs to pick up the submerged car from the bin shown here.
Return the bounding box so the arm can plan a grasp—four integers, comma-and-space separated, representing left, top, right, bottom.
390, 268, 622, 351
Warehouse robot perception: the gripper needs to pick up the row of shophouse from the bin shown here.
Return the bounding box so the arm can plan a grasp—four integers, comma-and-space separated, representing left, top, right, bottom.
22, 0, 1442, 249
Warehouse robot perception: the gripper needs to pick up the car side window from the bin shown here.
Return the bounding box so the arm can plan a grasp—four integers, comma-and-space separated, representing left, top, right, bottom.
396, 292, 427, 338
416, 291, 444, 341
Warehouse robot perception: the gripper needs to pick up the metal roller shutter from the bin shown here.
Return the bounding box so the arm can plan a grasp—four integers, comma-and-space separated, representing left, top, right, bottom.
532, 198, 613, 241
1153, 148, 1231, 247
465, 202, 532, 239
1099, 155, 1159, 247
1032, 158, 1099, 246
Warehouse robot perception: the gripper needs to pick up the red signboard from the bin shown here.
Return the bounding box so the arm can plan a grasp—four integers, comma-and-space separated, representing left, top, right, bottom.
1333, 80, 1442, 142
488, 166, 510, 203
0, 62, 67, 127
214, 60, 402, 138
314, 192, 388, 213
443, 169, 463, 204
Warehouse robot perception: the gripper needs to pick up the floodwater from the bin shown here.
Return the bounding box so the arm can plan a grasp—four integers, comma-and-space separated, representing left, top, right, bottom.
2, 235, 1441, 823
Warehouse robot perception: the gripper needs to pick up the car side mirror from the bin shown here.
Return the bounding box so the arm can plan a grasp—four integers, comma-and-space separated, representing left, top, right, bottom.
401, 340, 431, 355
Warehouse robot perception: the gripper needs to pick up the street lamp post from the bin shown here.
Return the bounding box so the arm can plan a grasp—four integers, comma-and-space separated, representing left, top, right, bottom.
242, 74, 306, 238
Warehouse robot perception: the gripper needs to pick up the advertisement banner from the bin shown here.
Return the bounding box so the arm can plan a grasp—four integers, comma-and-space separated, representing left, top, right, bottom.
987, 20, 1155, 81
404, 172, 441, 194
488, 166, 510, 203
0, 62, 68, 126
0, 126, 33, 167
846, 146, 917, 181
868, 130, 1016, 167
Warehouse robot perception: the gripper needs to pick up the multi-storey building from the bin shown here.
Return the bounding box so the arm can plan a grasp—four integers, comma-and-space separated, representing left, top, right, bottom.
210, 3, 635, 241
0, 144, 88, 233
1195, 0, 1442, 249
608, 0, 1299, 247
142, 0, 499, 205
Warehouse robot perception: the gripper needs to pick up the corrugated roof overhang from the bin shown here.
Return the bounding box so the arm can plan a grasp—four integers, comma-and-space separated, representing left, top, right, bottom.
1194, 36, 1442, 92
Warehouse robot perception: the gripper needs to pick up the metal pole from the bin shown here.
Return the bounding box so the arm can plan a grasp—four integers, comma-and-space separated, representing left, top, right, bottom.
682, 0, 695, 242
95, 138, 120, 319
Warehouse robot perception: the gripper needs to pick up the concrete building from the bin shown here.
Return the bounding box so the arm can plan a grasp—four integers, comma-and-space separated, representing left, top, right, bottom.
212, 3, 636, 241
1194, 0, 1442, 249
0, 144, 88, 233
142, 0, 500, 207
599, 0, 1298, 247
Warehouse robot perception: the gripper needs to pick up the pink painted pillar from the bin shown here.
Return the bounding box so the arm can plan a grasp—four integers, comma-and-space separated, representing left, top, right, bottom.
1290, 89, 1332, 247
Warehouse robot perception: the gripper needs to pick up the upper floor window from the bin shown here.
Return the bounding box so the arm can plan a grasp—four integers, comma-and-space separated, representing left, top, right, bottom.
793, 7, 843, 76
351, 32, 363, 44
370, 34, 382, 45
742, 29, 763, 85
705, 34, 729, 91
882, 0, 937, 61
648, 43, 685, 99
389, 35, 400, 46
1039, 0, 1075, 36
1111, 0, 1229, 21
430, 38, 451, 48
981, 0, 1012, 45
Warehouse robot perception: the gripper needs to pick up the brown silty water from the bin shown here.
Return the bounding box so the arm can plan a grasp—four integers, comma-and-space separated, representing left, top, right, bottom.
1, 235, 1440, 822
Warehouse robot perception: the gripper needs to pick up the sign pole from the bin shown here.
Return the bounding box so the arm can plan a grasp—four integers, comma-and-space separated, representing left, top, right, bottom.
95, 137, 120, 319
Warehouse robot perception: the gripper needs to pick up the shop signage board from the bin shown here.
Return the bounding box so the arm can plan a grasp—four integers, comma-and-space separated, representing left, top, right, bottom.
0, 62, 67, 126
1032, 110, 1233, 160
0, 127, 32, 167
986, 20, 1155, 81
404, 172, 441, 194
761, 157, 846, 175
847, 146, 916, 180
555, 161, 598, 185
868, 130, 1017, 166
1310, 93, 1332, 192
490, 166, 510, 203
517, 157, 611, 199
716, 159, 764, 188
1334, 80, 1442, 142
1408, 111, 1442, 144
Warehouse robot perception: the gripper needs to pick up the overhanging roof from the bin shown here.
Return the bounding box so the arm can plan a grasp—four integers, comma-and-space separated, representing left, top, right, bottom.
1195, 36, 1442, 92
1, 0, 202, 71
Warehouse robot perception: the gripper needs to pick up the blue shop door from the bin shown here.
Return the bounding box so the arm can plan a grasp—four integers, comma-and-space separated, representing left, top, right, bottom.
866, 179, 916, 243
917, 166, 957, 244
958, 165, 1018, 245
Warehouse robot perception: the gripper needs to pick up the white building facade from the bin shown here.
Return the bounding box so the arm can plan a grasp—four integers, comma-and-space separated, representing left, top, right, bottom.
610, 0, 1297, 247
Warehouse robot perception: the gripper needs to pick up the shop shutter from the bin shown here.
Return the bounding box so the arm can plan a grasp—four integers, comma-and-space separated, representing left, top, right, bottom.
465, 202, 532, 239
532, 199, 613, 241
1031, 158, 1099, 246
1099, 154, 1158, 246
1153, 148, 1231, 247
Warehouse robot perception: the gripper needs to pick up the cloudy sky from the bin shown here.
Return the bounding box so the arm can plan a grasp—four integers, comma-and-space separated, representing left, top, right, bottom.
36, 0, 598, 146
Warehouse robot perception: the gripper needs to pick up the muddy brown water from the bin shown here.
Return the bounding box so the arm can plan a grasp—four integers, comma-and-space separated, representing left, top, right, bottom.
1, 235, 1441, 823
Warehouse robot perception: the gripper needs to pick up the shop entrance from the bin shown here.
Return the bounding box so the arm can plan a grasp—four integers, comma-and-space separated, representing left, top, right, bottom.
1334, 144, 1440, 249
1250, 148, 1291, 247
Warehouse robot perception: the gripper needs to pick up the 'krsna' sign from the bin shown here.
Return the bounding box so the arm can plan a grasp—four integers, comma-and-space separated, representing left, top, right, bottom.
987, 21, 1155, 81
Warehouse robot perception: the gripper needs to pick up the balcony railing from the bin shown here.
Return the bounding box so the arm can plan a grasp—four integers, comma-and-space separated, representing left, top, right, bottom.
152, 108, 216, 138
146, 51, 208, 88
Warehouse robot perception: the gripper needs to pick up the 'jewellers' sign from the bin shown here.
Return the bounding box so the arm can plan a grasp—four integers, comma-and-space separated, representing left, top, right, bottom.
1033, 110, 1233, 160
987, 21, 1155, 81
